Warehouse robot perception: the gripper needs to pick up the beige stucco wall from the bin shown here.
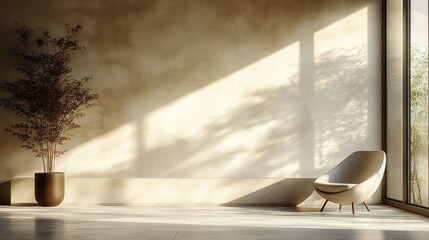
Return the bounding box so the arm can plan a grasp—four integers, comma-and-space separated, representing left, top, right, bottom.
0, 0, 382, 205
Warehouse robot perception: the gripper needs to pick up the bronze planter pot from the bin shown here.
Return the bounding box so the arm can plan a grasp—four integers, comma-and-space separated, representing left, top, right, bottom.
35, 172, 65, 207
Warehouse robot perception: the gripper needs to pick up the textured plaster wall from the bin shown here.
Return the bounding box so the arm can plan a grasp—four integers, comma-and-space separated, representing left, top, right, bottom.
0, 0, 382, 204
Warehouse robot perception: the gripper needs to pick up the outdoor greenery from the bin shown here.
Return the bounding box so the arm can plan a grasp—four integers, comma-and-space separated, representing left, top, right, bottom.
0, 23, 99, 173
410, 44, 429, 206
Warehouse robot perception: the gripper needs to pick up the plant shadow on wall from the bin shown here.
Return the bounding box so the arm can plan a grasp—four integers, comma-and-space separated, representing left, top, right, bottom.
44, 0, 374, 175
0, 1, 376, 202
136, 45, 369, 204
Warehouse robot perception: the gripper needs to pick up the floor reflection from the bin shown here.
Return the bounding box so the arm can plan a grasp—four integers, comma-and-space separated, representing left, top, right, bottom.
0, 206, 427, 240
36, 218, 64, 240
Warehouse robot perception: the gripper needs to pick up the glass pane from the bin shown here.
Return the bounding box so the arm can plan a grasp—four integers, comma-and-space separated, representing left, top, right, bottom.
410, 0, 429, 207
386, 0, 404, 201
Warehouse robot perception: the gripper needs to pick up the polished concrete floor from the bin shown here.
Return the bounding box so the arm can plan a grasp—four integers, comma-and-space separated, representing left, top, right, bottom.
0, 205, 428, 240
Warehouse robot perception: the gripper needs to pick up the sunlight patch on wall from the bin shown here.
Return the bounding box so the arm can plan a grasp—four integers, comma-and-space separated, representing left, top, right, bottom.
142, 42, 301, 177
313, 7, 369, 171
315, 8, 368, 56
57, 123, 138, 176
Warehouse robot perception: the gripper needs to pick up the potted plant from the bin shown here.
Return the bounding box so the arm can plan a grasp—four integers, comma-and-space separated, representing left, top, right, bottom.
0, 23, 99, 206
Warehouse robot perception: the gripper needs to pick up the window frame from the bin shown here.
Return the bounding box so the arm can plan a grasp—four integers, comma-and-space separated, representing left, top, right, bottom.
382, 0, 429, 217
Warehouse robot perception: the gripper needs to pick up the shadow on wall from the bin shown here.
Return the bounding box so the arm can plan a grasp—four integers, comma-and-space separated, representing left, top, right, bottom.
223, 178, 316, 206
0, 181, 11, 205
134, 46, 370, 179
0, 108, 35, 181
0, 0, 380, 196
312, 46, 370, 172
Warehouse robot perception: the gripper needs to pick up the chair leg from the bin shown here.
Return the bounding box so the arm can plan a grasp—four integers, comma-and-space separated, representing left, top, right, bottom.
363, 202, 370, 212
339, 204, 342, 210
352, 202, 355, 214
320, 200, 328, 212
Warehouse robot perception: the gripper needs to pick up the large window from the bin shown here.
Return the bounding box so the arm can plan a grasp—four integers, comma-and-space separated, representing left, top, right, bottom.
409, 0, 428, 208
384, 0, 429, 216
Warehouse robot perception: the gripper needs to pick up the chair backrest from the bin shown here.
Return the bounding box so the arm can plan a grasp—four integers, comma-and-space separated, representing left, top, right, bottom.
322, 151, 386, 184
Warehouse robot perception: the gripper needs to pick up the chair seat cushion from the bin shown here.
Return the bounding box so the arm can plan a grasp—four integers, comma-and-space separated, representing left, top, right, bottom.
314, 181, 357, 193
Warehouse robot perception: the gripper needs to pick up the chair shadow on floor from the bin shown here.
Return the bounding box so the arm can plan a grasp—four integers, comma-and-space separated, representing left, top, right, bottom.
222, 178, 316, 207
